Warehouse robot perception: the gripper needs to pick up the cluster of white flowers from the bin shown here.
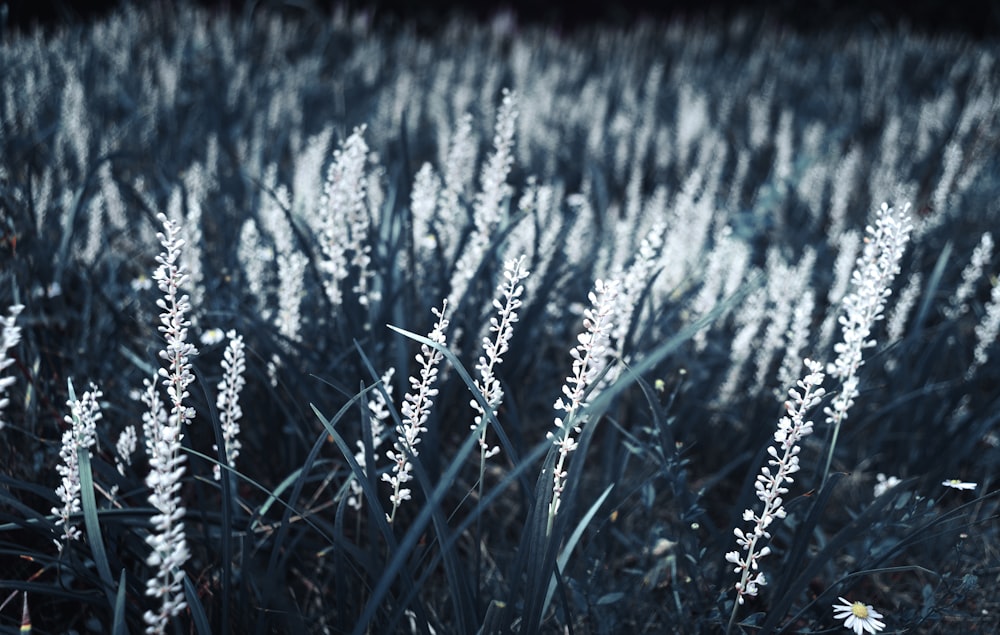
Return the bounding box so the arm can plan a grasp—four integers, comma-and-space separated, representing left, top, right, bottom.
727, 359, 826, 606
606, 222, 665, 382
144, 212, 198, 635
53, 383, 103, 552
408, 163, 442, 280
214, 330, 246, 481
177, 169, 206, 319
110, 424, 138, 501
436, 114, 477, 265
317, 126, 370, 309
384, 301, 450, 523
886, 272, 923, 344
446, 90, 518, 311
775, 289, 817, 399
818, 230, 862, 351
547, 279, 619, 524
967, 278, 1000, 379
0, 304, 24, 431
822, 203, 912, 480
945, 231, 992, 319
236, 219, 271, 319
471, 256, 529, 462
873, 473, 902, 497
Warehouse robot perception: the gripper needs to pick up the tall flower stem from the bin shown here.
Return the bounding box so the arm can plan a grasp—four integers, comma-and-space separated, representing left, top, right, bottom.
144, 212, 199, 635
726, 360, 825, 634
546, 278, 618, 535
471, 256, 529, 483
820, 203, 911, 488
384, 300, 449, 524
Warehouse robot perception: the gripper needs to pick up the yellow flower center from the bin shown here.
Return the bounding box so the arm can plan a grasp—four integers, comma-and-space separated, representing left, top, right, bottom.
851, 602, 870, 619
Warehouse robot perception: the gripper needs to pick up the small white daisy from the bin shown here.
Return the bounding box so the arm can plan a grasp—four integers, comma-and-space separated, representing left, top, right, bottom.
942, 479, 977, 491
131, 275, 153, 292
833, 597, 885, 634
200, 328, 225, 346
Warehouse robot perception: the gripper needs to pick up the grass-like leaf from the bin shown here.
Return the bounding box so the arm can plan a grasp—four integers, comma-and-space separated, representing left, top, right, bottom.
182, 574, 212, 635
112, 569, 127, 635
76, 445, 116, 608
542, 483, 614, 618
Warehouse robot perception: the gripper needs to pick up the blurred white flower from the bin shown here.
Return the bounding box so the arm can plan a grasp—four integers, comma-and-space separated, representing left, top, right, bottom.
200, 328, 225, 346
873, 473, 902, 497
0, 304, 24, 431
833, 597, 885, 634
213, 331, 246, 480
942, 479, 977, 491
132, 274, 153, 292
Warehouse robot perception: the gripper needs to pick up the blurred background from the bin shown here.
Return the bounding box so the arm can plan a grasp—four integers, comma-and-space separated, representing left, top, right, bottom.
3, 0, 1000, 39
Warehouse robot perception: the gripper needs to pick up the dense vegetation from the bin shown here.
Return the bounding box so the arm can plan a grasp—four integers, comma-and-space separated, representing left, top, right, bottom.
1, 4, 998, 633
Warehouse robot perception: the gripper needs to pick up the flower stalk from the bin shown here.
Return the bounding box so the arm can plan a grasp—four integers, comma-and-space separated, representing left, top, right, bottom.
143, 212, 198, 635
546, 278, 619, 533
384, 300, 450, 523
821, 203, 912, 486
726, 359, 825, 632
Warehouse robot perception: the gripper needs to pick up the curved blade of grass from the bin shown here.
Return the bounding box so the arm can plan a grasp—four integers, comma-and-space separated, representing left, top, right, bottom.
0, 483, 58, 535
331, 490, 354, 635
112, 569, 127, 635
182, 575, 212, 635
913, 240, 951, 334
314, 404, 437, 635
247, 383, 377, 531
542, 483, 613, 617
77, 445, 116, 608
119, 344, 159, 377
758, 477, 904, 632
387, 324, 532, 496
354, 343, 475, 633
0, 580, 107, 604
392, 435, 554, 631
765, 472, 847, 610
184, 447, 336, 544
631, 372, 673, 456
585, 278, 758, 419
259, 422, 362, 635
248, 465, 312, 531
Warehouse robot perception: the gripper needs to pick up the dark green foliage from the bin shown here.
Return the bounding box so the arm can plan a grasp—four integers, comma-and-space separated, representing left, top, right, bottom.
1, 2, 999, 634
